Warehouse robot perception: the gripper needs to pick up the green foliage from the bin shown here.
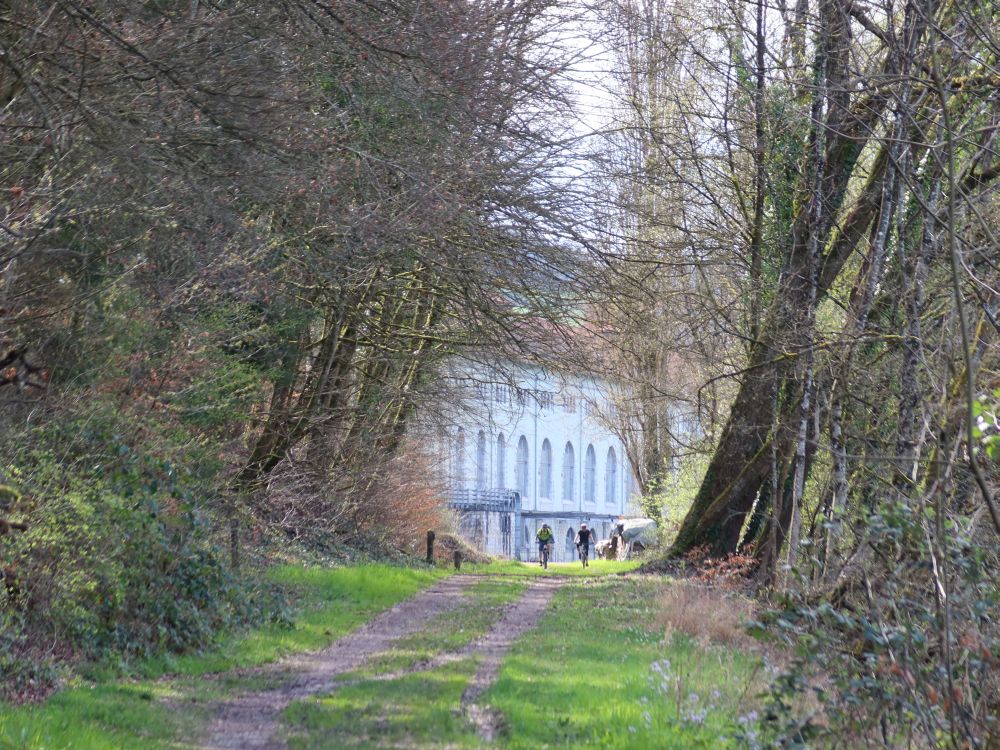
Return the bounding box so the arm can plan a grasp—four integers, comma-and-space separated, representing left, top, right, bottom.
5, 459, 251, 658
760, 84, 810, 290
0, 400, 274, 683
168, 354, 264, 431
641, 454, 711, 542
745, 504, 1000, 748
46, 285, 172, 388
972, 388, 1000, 462
161, 301, 310, 431
204, 301, 310, 374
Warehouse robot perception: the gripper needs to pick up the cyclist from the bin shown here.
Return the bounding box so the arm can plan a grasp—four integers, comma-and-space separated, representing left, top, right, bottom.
536, 524, 554, 568
575, 523, 592, 567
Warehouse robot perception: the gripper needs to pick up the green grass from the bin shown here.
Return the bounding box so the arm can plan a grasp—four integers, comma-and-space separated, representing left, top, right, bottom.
2, 564, 762, 749
279, 575, 762, 749
484, 577, 762, 749
349, 576, 527, 678
0, 681, 211, 750
464, 559, 641, 577
284, 660, 483, 749
0, 564, 449, 749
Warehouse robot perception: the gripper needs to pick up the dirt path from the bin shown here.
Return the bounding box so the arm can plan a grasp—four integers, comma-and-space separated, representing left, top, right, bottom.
461, 577, 564, 740
201, 575, 477, 750
199, 574, 563, 750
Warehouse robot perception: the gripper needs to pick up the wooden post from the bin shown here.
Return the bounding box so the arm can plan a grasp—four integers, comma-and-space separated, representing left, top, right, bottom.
453, 550, 462, 570
229, 512, 240, 572
426, 530, 435, 564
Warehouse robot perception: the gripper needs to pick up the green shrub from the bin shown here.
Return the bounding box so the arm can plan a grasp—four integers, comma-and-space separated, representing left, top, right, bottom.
0, 403, 275, 674
743, 501, 1000, 748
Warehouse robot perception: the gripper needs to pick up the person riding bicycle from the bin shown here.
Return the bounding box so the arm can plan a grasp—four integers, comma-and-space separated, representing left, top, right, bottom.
536, 524, 554, 566
574, 523, 592, 567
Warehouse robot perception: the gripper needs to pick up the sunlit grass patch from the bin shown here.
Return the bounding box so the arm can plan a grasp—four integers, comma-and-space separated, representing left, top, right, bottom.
465, 558, 641, 577
283, 660, 483, 749
0, 680, 209, 750
483, 577, 763, 749
0, 564, 449, 749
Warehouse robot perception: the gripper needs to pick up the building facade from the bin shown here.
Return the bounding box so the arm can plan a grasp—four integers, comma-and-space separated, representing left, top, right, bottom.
439, 363, 638, 561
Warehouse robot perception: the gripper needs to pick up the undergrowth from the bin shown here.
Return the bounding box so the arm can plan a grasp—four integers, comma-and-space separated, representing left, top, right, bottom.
0, 399, 277, 701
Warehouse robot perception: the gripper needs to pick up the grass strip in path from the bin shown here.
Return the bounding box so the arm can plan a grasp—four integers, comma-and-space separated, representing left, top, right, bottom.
203, 574, 479, 750
277, 574, 763, 749
345, 576, 529, 679
0, 564, 448, 750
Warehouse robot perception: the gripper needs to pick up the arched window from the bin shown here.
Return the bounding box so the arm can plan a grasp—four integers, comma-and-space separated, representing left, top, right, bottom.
495, 434, 506, 489
566, 527, 576, 560
515, 436, 529, 498
605, 447, 617, 504
475, 430, 487, 489
584, 444, 596, 503
540, 439, 552, 499
454, 428, 466, 489
562, 442, 575, 502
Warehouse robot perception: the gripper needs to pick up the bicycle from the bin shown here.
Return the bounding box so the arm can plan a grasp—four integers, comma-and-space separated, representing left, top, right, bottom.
577, 542, 589, 568
539, 543, 551, 569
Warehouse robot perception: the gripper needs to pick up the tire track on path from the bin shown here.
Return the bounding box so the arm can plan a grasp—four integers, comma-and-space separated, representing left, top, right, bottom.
200, 574, 565, 749
200, 574, 477, 750
461, 577, 564, 740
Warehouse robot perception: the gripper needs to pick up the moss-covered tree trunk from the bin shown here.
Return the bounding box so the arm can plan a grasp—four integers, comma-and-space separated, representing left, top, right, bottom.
669, 0, 915, 557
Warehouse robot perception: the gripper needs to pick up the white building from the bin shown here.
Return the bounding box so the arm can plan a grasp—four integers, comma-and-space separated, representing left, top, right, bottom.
438, 361, 639, 561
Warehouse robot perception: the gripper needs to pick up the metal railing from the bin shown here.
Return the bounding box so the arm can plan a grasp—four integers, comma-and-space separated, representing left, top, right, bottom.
448, 487, 520, 511
448, 488, 522, 558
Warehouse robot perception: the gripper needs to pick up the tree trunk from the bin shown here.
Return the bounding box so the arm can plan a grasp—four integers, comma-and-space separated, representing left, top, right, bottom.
822, 387, 848, 580
671, 141, 891, 556
670, 0, 915, 557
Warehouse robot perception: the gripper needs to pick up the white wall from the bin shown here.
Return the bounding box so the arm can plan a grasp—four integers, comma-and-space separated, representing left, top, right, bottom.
441, 363, 636, 518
